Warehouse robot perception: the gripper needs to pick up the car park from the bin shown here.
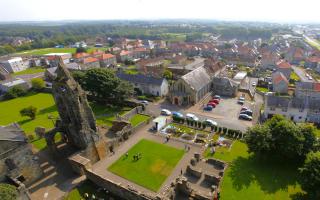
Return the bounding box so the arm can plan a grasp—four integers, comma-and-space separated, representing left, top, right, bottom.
204, 119, 218, 126
160, 109, 172, 116
186, 113, 199, 121
239, 114, 252, 121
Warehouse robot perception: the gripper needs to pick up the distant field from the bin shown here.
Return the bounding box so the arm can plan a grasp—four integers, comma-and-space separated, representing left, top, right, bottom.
17, 47, 109, 56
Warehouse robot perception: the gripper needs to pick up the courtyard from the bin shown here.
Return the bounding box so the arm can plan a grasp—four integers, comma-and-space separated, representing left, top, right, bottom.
108, 139, 185, 192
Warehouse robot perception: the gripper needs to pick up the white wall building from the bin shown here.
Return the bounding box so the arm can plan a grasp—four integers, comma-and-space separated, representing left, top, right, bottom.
0, 57, 28, 73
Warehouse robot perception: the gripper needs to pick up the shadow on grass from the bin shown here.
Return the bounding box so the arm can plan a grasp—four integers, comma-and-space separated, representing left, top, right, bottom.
18, 118, 33, 125
228, 156, 300, 194
38, 105, 57, 115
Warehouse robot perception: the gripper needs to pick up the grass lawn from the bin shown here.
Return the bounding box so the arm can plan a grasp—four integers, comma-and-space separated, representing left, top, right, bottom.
0, 93, 58, 136
18, 48, 77, 55
290, 72, 301, 82
32, 132, 62, 150
65, 180, 108, 200
91, 104, 132, 127
129, 114, 150, 127
108, 139, 184, 191
205, 140, 303, 200
256, 86, 269, 93
124, 69, 139, 75
13, 66, 45, 76
169, 123, 210, 136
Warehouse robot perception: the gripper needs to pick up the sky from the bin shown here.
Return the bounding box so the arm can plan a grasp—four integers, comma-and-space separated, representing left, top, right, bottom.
0, 0, 320, 23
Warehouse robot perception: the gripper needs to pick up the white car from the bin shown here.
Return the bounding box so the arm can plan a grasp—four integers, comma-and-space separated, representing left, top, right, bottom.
161, 109, 172, 116
140, 100, 149, 105
186, 113, 199, 121
252, 82, 257, 86
205, 119, 218, 126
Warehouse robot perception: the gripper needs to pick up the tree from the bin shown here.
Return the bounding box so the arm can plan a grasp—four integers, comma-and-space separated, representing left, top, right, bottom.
3, 86, 27, 100
163, 70, 173, 80
299, 151, 320, 199
81, 68, 133, 104
20, 106, 37, 120
31, 78, 45, 90
245, 115, 318, 161
76, 47, 87, 53
72, 71, 86, 83
0, 183, 18, 200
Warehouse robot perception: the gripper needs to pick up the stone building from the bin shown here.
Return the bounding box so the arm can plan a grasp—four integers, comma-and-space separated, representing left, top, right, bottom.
45, 59, 106, 163
212, 77, 239, 97
0, 124, 42, 186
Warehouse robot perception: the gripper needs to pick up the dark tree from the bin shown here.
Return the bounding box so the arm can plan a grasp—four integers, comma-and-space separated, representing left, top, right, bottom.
0, 184, 18, 200
20, 106, 37, 120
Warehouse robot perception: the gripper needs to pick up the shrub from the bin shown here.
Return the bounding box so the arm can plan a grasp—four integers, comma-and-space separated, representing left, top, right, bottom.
0, 183, 18, 200
3, 86, 27, 100
31, 78, 45, 90
20, 106, 37, 120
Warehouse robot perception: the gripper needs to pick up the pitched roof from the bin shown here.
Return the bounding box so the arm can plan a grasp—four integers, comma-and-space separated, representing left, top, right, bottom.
182, 66, 211, 91
277, 60, 291, 69
266, 95, 291, 108
116, 72, 165, 86
82, 57, 99, 64
0, 124, 26, 142
100, 53, 115, 60
273, 72, 289, 85
74, 52, 90, 59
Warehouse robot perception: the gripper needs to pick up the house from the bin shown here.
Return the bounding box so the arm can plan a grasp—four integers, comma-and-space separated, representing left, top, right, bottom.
169, 66, 215, 106
116, 72, 169, 97
116, 50, 133, 62
0, 78, 29, 93
305, 56, 320, 69
264, 93, 320, 123
132, 48, 149, 59
212, 77, 239, 97
0, 57, 28, 73
0, 64, 10, 80
44, 53, 72, 67
233, 71, 247, 84
73, 52, 90, 62
137, 58, 165, 77
99, 53, 116, 67
276, 60, 292, 80
295, 82, 320, 99
80, 57, 100, 70
260, 52, 280, 69
272, 72, 289, 94
0, 124, 42, 186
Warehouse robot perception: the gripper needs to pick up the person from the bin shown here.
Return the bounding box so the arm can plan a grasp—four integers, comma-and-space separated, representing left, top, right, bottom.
181, 169, 183, 175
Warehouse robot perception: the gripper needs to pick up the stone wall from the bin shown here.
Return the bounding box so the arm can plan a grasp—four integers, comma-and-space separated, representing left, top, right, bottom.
121, 106, 144, 121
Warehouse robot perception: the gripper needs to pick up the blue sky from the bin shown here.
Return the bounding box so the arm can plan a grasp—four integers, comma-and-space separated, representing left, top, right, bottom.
0, 0, 320, 23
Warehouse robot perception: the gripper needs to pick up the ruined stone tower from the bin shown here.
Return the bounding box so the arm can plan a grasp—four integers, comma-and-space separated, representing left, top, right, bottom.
49, 59, 106, 162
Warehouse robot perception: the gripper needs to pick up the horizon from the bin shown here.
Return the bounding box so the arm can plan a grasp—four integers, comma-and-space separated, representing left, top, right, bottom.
1, 0, 320, 24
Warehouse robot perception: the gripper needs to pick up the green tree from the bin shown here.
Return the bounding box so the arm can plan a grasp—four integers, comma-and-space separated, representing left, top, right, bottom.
82, 68, 133, 104
299, 151, 320, 199
72, 71, 86, 83
20, 106, 37, 120
245, 115, 318, 161
0, 183, 18, 200
31, 78, 45, 90
3, 45, 16, 54
163, 70, 173, 80
76, 47, 87, 53
3, 86, 27, 100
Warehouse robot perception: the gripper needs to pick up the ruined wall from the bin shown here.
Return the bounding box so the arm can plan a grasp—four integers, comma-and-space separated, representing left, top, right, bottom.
0, 142, 42, 186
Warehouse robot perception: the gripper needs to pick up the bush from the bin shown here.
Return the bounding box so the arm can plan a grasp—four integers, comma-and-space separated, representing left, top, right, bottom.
0, 183, 18, 200
31, 78, 45, 90
3, 86, 27, 100
20, 106, 37, 120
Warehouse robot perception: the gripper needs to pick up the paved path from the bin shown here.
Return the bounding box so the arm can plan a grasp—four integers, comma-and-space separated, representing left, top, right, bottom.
92, 123, 204, 196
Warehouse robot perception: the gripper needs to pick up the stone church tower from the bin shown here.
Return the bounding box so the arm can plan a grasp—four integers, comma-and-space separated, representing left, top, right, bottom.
49, 59, 106, 162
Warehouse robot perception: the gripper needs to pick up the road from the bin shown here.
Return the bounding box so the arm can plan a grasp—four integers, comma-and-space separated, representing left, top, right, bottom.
14, 72, 45, 82
291, 66, 314, 82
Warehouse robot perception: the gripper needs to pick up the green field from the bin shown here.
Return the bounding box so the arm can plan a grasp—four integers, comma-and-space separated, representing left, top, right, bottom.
206, 140, 303, 200
65, 180, 107, 200
17, 47, 109, 56
256, 86, 269, 93
91, 104, 132, 127
13, 67, 46, 76
129, 114, 150, 127
108, 139, 185, 191
0, 93, 58, 136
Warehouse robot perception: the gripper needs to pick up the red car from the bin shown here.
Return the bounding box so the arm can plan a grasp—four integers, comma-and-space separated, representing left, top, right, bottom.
207, 102, 217, 108
209, 99, 220, 104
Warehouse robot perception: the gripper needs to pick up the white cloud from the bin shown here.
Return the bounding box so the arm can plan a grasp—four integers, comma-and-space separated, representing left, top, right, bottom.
0, 0, 319, 23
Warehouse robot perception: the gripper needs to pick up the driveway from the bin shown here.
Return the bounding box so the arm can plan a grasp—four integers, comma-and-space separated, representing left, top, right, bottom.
292, 66, 313, 82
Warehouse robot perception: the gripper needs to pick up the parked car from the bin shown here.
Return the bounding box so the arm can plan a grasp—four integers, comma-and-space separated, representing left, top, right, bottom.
241, 106, 249, 111
186, 113, 199, 121
161, 109, 172, 116
238, 99, 245, 105
203, 105, 213, 111
252, 82, 257, 86
172, 112, 184, 118
207, 102, 217, 108
213, 95, 221, 100
140, 100, 149, 105
209, 99, 220, 104
240, 110, 253, 116
204, 119, 218, 126
239, 114, 252, 121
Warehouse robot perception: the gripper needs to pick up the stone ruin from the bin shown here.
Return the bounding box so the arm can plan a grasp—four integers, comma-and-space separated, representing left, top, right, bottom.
45, 58, 106, 163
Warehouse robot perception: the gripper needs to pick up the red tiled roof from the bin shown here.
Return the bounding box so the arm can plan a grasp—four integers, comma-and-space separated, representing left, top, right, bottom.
74, 53, 90, 59
100, 53, 115, 60
82, 57, 99, 64
120, 50, 130, 56
307, 56, 320, 63
274, 72, 289, 85
134, 47, 147, 52
314, 83, 320, 92
277, 60, 291, 69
